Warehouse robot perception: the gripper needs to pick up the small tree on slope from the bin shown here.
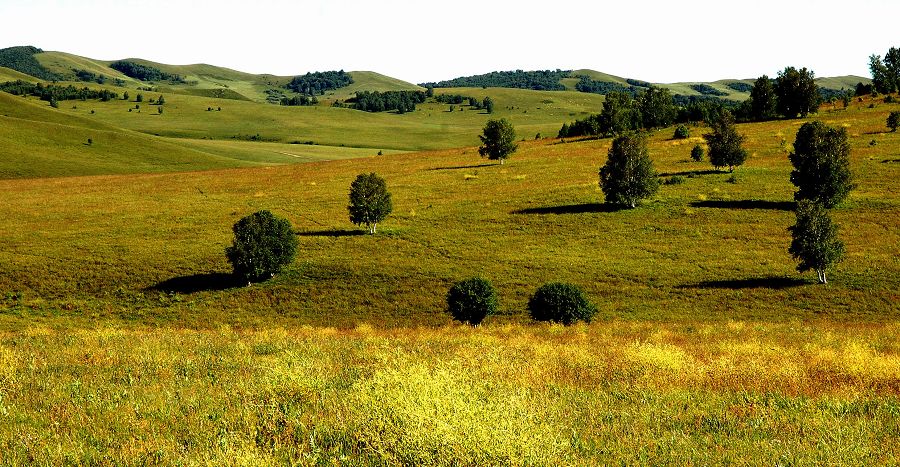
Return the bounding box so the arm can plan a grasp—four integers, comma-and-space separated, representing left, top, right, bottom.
789, 121, 853, 208
788, 201, 844, 284
348, 172, 393, 234
478, 118, 517, 164
599, 132, 659, 208
703, 111, 748, 172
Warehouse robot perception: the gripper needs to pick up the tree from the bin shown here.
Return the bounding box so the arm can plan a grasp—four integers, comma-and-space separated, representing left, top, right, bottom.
869, 48, 900, 94
157, 95, 165, 105
888, 111, 900, 132
157, 106, 163, 115
703, 111, 748, 172
225, 210, 298, 283
528, 282, 597, 325
673, 125, 690, 139
789, 121, 853, 208
749, 75, 777, 121
600, 91, 640, 135
123, 91, 129, 101
49, 97, 58, 108
775, 67, 819, 118
482, 96, 494, 114
136, 93, 143, 102
446, 277, 498, 326
691, 144, 705, 162
599, 132, 659, 208
478, 118, 517, 164
788, 201, 844, 284
348, 172, 393, 234
636, 86, 676, 129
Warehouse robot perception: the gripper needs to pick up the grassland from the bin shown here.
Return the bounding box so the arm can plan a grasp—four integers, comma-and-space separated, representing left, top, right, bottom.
0, 57, 898, 463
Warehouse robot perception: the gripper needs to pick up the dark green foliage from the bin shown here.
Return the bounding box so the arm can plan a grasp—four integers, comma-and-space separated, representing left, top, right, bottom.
691, 144, 705, 162
888, 111, 900, 132
625, 78, 651, 88
478, 118, 517, 164
789, 121, 853, 208
703, 111, 748, 172
280, 95, 318, 106
446, 277, 498, 326
352, 90, 426, 113
574, 76, 640, 96
673, 125, 690, 139
483, 96, 494, 114
285, 71, 353, 95
225, 210, 298, 283
601, 91, 641, 135
110, 61, 185, 83
637, 87, 677, 129
434, 94, 471, 104
136, 93, 143, 102
663, 175, 685, 185
869, 48, 900, 94
726, 82, 753, 93
528, 282, 597, 325
157, 95, 165, 105
690, 84, 728, 96
775, 67, 819, 118
789, 201, 844, 284
420, 69, 570, 91
157, 106, 163, 115
348, 173, 393, 234
0, 46, 59, 81
74, 69, 107, 84
599, 132, 659, 208
0, 80, 118, 102
749, 75, 777, 121
855, 82, 874, 97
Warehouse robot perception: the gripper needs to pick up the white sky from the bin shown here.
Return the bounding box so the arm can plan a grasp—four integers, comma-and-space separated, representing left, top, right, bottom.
1, 0, 896, 84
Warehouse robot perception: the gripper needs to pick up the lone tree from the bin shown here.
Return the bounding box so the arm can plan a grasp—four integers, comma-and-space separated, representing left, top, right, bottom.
775, 66, 819, 118
528, 282, 597, 325
482, 96, 495, 114
789, 121, 853, 208
446, 277, 498, 326
789, 201, 844, 284
888, 111, 900, 132
599, 132, 659, 208
703, 111, 748, 172
348, 172, 393, 234
749, 75, 777, 121
226, 210, 298, 283
478, 118, 517, 164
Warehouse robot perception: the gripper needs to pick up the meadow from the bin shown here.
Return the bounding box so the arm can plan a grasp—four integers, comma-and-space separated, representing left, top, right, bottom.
0, 65, 899, 463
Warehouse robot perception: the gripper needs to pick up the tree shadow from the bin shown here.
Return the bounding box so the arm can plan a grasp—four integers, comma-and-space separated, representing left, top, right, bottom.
678, 276, 808, 290
658, 169, 724, 177
512, 203, 627, 215
690, 200, 796, 211
296, 229, 365, 237
150, 272, 241, 294
881, 158, 900, 164
428, 163, 496, 171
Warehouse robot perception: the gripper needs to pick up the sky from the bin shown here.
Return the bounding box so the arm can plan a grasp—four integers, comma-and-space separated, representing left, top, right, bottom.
2, 0, 897, 84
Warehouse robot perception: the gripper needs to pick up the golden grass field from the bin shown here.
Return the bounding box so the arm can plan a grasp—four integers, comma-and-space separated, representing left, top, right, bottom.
0, 62, 898, 464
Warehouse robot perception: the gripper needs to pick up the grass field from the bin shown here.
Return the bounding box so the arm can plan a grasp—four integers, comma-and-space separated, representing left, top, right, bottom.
1, 58, 898, 463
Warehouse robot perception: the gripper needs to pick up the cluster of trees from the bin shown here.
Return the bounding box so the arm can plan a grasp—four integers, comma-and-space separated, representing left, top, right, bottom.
434, 94, 494, 112
558, 87, 684, 138
0, 46, 59, 81
73, 69, 111, 85
868, 47, 900, 94
726, 82, 753, 93
690, 84, 728, 96
574, 76, 641, 96
351, 90, 426, 113
285, 70, 353, 95
421, 69, 569, 91
279, 95, 319, 106
109, 60, 185, 83
742, 67, 819, 120
447, 277, 596, 327
0, 80, 118, 102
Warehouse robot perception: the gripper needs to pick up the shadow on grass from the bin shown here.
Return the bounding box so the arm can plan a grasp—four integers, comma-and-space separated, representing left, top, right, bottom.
428, 163, 496, 171
151, 272, 241, 294
512, 203, 627, 215
690, 200, 796, 211
658, 169, 724, 177
678, 276, 808, 290
882, 158, 900, 164
296, 229, 365, 237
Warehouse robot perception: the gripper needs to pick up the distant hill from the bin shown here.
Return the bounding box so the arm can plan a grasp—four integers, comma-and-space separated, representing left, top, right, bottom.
0, 46, 59, 81
421, 70, 570, 91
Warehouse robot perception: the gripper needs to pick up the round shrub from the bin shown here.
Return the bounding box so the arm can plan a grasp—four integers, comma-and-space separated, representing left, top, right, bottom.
673, 125, 691, 139
690, 144, 705, 162
446, 277, 498, 326
528, 282, 597, 325
226, 210, 298, 283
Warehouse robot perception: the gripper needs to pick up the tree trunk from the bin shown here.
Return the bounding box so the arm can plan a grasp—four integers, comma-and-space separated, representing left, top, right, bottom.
371, 223, 377, 234
817, 269, 827, 284
500, 158, 504, 165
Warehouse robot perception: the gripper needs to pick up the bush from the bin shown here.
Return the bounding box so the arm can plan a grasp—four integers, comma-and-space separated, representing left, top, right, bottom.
663, 175, 685, 185
225, 210, 298, 283
446, 277, 498, 326
888, 111, 900, 132
691, 144, 705, 162
528, 282, 597, 325
673, 125, 691, 139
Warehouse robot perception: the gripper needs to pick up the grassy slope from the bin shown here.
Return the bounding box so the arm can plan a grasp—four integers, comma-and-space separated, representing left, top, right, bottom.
0, 65, 40, 82
1, 95, 897, 330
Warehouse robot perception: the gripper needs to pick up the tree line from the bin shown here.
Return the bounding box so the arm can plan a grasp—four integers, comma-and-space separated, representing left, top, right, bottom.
0, 80, 118, 102
350, 90, 426, 113
279, 95, 319, 106
109, 60, 185, 83
421, 70, 570, 91
285, 70, 353, 95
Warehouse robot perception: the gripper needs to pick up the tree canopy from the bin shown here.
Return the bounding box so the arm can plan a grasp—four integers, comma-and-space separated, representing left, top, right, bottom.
285, 71, 353, 95
478, 118, 518, 164
789, 201, 844, 284
703, 111, 748, 172
599, 132, 659, 208
789, 121, 853, 208
421, 69, 569, 91
774, 67, 819, 118
225, 210, 298, 283
749, 75, 777, 121
348, 173, 393, 234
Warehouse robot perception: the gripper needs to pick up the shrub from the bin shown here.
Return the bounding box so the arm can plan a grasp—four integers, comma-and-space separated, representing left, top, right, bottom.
673, 125, 690, 139
663, 175, 685, 185
446, 277, 498, 326
225, 210, 298, 283
528, 282, 597, 325
691, 144, 705, 162
888, 111, 900, 132
885, 95, 895, 104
